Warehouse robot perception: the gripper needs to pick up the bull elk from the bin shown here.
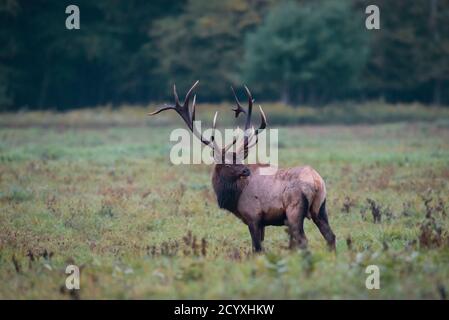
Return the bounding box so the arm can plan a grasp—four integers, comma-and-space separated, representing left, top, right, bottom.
148, 81, 336, 252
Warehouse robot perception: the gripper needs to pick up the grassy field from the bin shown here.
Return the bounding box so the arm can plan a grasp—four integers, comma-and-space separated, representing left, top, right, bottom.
1, 104, 449, 299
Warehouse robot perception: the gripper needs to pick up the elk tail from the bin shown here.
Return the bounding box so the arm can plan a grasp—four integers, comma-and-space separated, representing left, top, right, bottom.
302, 193, 311, 220
318, 199, 329, 223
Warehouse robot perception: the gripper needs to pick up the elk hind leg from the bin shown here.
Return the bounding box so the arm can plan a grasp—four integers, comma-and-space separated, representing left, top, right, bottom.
312, 200, 336, 251
286, 195, 308, 249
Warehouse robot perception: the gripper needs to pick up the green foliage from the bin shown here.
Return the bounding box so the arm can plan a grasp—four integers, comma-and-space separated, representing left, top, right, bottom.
1, 0, 449, 109
263, 253, 289, 276
0, 0, 183, 109
242, 0, 369, 104
0, 186, 33, 203
359, 0, 449, 104
152, 0, 272, 101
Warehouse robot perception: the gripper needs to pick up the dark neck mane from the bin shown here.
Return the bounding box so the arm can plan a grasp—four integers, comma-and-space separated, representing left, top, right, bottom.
212, 176, 247, 214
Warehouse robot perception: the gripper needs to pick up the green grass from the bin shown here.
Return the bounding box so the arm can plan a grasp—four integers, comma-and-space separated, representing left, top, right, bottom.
0, 107, 449, 299
2, 101, 449, 128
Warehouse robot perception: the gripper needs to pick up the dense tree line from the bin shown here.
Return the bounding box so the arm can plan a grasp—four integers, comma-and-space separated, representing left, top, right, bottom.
0, 0, 448, 110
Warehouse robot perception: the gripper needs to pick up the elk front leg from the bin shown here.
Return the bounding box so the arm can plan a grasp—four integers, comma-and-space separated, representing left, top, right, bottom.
248, 222, 263, 253
286, 201, 308, 249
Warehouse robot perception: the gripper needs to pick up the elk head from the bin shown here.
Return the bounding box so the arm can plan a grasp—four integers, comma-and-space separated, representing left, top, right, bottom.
148, 81, 267, 213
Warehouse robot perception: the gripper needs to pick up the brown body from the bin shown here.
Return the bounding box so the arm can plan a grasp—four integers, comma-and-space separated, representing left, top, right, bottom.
212, 163, 336, 251
149, 81, 336, 252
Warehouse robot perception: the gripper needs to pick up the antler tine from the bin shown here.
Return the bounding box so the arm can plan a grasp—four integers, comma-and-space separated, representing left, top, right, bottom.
190, 94, 217, 148
231, 86, 246, 118
191, 94, 196, 122
173, 84, 181, 107
237, 103, 267, 160
245, 105, 267, 135
147, 104, 175, 116
245, 136, 259, 152
148, 82, 190, 118
236, 134, 258, 160
223, 136, 239, 153
257, 105, 267, 132
244, 132, 258, 149
149, 81, 216, 149
211, 111, 221, 151
237, 126, 254, 151
184, 80, 200, 107
212, 111, 218, 129
243, 85, 254, 131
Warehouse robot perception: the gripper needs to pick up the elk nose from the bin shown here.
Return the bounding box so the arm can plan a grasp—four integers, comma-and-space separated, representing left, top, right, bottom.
242, 168, 251, 177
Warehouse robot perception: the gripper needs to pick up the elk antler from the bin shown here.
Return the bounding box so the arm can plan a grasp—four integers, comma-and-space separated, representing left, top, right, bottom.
148, 81, 238, 161
148, 81, 266, 163
230, 86, 246, 118
148, 80, 213, 147
231, 86, 267, 159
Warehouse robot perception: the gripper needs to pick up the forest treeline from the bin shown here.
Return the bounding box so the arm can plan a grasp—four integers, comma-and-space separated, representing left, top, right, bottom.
1, 0, 448, 110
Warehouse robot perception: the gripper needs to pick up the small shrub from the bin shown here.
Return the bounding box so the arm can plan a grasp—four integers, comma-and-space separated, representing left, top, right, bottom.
97, 204, 115, 218
300, 250, 315, 277
0, 186, 33, 203
264, 253, 288, 277
418, 195, 448, 249
367, 198, 382, 223
401, 202, 413, 217
177, 261, 204, 282
341, 196, 355, 213
346, 236, 353, 250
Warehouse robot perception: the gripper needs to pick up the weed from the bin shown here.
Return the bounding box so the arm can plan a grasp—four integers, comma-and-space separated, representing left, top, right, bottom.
366, 198, 382, 223
264, 253, 288, 276
0, 186, 33, 203
341, 196, 355, 213
346, 236, 353, 251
